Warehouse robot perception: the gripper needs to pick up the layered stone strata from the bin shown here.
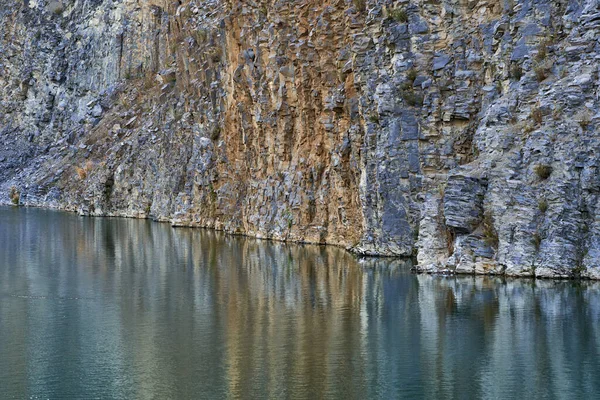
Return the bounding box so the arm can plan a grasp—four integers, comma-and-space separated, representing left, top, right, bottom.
1, 0, 600, 279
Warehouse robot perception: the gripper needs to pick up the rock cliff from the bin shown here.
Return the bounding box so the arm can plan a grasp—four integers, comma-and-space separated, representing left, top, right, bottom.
1, 0, 600, 279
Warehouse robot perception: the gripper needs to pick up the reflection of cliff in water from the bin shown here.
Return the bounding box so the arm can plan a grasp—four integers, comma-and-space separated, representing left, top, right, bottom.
0, 207, 599, 398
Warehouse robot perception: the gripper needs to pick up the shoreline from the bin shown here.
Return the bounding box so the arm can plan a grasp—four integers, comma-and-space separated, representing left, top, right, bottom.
2, 202, 598, 282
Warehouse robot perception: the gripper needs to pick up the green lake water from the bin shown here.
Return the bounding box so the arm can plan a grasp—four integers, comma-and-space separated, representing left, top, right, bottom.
1, 207, 599, 399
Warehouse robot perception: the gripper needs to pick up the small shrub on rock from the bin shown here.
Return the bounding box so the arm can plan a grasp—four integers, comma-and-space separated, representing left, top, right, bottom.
195, 29, 208, 44
510, 64, 523, 81
538, 199, 548, 213
407, 68, 418, 82
211, 125, 221, 141
9, 187, 19, 205
353, 0, 366, 12
368, 113, 380, 123
534, 39, 552, 62
533, 62, 551, 82
532, 233, 542, 251
535, 45, 547, 62
74, 160, 94, 180
530, 106, 543, 125
534, 164, 552, 180
401, 90, 424, 107
389, 8, 408, 22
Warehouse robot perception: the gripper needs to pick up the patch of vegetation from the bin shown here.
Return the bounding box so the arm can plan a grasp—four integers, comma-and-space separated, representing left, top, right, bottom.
533, 62, 550, 82
195, 29, 208, 44
534, 164, 552, 180
400, 81, 413, 91
535, 46, 547, 62
509, 64, 523, 81
401, 68, 418, 91
532, 232, 542, 251
388, 8, 408, 23
353, 0, 367, 12
208, 47, 222, 63
9, 186, 19, 205
179, 6, 193, 20
208, 183, 218, 204
103, 174, 114, 200
538, 199, 548, 213
163, 72, 177, 84
74, 160, 94, 180
143, 72, 157, 90
401, 90, 424, 107
530, 106, 543, 125
74, 166, 87, 180
515, 120, 535, 135
581, 222, 590, 234
117, 92, 131, 109
368, 113, 380, 123
534, 39, 551, 62
407, 68, 418, 83
210, 124, 221, 141
572, 263, 586, 277
437, 183, 445, 197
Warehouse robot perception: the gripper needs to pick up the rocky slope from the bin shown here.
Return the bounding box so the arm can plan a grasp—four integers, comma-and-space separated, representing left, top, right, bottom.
1, 0, 600, 279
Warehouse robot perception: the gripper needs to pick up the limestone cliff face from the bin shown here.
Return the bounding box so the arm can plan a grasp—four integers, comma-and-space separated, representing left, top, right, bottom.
1, 0, 600, 279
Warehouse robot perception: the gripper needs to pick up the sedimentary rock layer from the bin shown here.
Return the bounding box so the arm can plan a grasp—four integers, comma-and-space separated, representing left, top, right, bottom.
1, 0, 600, 279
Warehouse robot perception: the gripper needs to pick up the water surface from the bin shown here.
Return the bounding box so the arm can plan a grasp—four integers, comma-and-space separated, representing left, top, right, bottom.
1, 207, 599, 399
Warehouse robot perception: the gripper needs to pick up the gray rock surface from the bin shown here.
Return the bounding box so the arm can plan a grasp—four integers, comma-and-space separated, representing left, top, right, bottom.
1, 0, 600, 279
